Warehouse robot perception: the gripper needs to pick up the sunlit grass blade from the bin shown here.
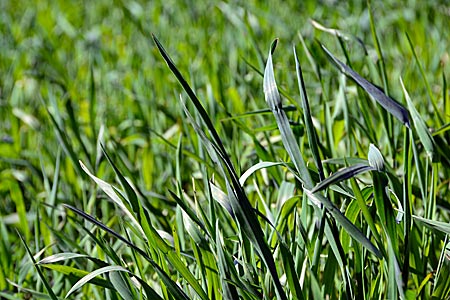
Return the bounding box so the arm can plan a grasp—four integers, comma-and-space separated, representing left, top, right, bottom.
239, 161, 284, 186
368, 144, 385, 171
264, 39, 313, 188
400, 78, 435, 161
78, 160, 144, 236
320, 44, 410, 128
65, 265, 129, 298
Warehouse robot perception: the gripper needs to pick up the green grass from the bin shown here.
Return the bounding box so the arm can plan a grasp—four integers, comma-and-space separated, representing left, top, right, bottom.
1, 0, 449, 299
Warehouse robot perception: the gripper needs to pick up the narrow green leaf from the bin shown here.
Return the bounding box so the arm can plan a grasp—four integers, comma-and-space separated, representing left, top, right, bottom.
78, 160, 144, 236
100, 144, 140, 218
109, 271, 134, 300
37, 253, 89, 265
405, 32, 443, 125
39, 264, 113, 290
154, 35, 287, 300
279, 236, 304, 300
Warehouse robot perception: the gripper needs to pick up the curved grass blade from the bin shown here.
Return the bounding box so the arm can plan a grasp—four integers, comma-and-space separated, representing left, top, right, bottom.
320, 44, 410, 128
368, 144, 385, 172
311, 164, 374, 193
239, 161, 284, 186
78, 160, 144, 236
65, 266, 128, 298
264, 41, 381, 257
63, 204, 191, 300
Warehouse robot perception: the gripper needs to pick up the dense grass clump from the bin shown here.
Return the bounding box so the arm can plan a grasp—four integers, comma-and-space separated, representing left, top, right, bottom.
1, 1, 449, 299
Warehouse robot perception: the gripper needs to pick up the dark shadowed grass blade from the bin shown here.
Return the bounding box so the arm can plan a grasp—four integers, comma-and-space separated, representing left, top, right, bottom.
294, 45, 324, 181
263, 39, 313, 188
181, 102, 287, 299
320, 44, 410, 128
152, 34, 228, 161
18, 232, 58, 300
63, 204, 191, 300
311, 164, 374, 193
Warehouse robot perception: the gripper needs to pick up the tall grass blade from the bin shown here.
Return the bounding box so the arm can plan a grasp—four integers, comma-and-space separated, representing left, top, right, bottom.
153, 35, 287, 300
400, 78, 435, 161
293, 45, 324, 180
304, 190, 382, 258
320, 44, 410, 128
264, 39, 313, 188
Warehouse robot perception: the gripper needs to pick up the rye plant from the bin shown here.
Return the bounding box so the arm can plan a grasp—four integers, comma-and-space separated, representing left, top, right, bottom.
1, 1, 449, 299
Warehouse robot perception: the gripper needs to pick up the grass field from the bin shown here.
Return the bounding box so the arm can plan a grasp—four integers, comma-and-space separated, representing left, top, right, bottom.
1, 0, 449, 299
